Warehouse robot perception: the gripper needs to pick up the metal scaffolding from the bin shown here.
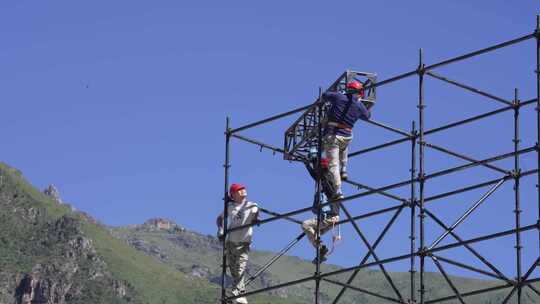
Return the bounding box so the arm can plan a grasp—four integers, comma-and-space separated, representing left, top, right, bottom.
220, 16, 540, 304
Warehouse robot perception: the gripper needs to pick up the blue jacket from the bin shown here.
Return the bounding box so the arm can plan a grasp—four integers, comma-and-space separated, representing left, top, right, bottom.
323, 91, 371, 137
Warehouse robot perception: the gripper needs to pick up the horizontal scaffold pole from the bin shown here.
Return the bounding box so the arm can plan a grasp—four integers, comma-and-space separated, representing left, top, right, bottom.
231, 134, 286, 155
228, 147, 537, 233
348, 99, 537, 158
426, 71, 512, 106
425, 33, 536, 71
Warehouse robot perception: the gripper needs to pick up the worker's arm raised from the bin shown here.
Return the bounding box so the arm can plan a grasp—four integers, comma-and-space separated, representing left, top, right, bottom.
356, 98, 372, 120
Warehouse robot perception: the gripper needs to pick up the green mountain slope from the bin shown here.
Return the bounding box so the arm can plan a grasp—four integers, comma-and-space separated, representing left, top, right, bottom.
0, 163, 301, 304
0, 163, 133, 303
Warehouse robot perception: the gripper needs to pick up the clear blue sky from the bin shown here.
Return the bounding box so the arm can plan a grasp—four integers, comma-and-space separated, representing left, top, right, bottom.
2, 1, 540, 281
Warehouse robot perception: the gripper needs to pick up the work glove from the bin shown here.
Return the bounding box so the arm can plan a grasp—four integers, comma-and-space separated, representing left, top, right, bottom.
363, 100, 375, 110
217, 228, 224, 242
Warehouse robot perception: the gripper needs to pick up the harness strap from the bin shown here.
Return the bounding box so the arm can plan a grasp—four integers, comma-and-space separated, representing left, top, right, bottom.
327, 121, 352, 132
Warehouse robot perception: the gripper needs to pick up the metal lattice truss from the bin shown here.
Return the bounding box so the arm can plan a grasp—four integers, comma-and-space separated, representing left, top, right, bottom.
284, 71, 377, 161
220, 16, 540, 304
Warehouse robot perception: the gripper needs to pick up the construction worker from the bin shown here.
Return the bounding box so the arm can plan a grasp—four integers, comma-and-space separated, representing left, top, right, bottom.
322, 80, 373, 196
302, 157, 341, 264
216, 183, 259, 304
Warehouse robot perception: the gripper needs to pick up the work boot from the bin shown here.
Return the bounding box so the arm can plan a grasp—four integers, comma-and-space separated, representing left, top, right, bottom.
229, 289, 248, 304
340, 168, 348, 180
234, 297, 248, 304
320, 244, 329, 259
311, 245, 329, 264
332, 193, 344, 201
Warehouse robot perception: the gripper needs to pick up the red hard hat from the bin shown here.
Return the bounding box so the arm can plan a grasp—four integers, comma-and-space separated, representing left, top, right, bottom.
229, 183, 246, 195
346, 80, 365, 98
346, 80, 363, 91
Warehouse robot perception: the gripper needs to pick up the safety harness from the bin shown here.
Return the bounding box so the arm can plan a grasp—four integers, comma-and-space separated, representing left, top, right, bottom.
325, 93, 355, 135
326, 121, 352, 132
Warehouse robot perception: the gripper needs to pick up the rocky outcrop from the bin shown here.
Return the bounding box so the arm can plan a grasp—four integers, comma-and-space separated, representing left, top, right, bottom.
190, 265, 211, 278
0, 273, 22, 304
43, 185, 62, 204
139, 218, 186, 233
11, 215, 130, 304
16, 264, 77, 304
120, 219, 289, 298
75, 210, 106, 228
127, 238, 168, 261
15, 264, 129, 304
146, 218, 172, 230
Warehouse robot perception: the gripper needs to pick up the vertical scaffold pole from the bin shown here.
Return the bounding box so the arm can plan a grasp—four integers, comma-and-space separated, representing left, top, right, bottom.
418, 49, 427, 304
535, 15, 540, 256
221, 117, 231, 304
410, 121, 417, 304
314, 87, 324, 304
513, 88, 522, 304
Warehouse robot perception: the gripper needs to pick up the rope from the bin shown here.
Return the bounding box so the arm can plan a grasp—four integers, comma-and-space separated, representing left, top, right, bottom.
326, 219, 342, 256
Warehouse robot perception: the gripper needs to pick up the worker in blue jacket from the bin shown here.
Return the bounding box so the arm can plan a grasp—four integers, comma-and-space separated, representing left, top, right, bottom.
322, 80, 373, 197
302, 157, 341, 264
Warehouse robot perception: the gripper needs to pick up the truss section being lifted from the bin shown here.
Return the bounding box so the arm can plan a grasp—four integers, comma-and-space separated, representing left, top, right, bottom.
284, 71, 377, 162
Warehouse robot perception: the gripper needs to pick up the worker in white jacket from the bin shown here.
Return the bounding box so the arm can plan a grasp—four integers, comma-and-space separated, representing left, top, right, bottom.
217, 183, 259, 304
